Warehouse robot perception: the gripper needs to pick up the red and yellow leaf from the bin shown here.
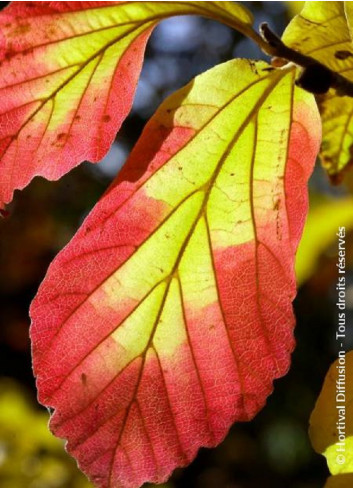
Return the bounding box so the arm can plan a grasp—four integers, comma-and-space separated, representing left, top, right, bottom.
0, 0, 253, 208
30, 59, 320, 487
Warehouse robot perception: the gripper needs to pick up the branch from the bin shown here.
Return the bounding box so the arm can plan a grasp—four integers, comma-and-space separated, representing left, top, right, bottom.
258, 23, 353, 97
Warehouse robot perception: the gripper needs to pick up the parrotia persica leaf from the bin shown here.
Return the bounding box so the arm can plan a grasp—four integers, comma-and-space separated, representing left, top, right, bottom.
283, 1, 353, 182
0, 1, 253, 208
309, 351, 353, 483
30, 59, 320, 487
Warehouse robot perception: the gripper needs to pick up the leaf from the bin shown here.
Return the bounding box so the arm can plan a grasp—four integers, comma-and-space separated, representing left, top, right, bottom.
0, 0, 253, 208
30, 59, 320, 487
283, 1, 353, 182
296, 196, 353, 286
309, 351, 353, 483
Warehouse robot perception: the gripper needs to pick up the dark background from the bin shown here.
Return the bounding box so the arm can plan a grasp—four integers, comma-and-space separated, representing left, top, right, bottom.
0, 1, 352, 487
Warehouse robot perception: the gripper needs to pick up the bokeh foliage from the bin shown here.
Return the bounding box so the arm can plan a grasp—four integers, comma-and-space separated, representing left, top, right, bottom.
0, 379, 92, 488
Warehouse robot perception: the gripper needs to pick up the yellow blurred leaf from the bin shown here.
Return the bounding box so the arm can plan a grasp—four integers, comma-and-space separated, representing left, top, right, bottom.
283, 2, 353, 182
0, 379, 93, 488
296, 197, 353, 285
309, 351, 353, 483
324, 438, 353, 477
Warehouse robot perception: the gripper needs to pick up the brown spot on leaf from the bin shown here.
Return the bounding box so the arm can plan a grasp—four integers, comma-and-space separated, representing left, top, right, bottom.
57, 133, 66, 141
248, 60, 259, 75
102, 114, 111, 123
335, 50, 353, 60
9, 23, 31, 37
81, 373, 87, 385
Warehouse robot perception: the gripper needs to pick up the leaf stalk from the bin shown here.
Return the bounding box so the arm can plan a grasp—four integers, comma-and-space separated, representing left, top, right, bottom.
258, 23, 353, 97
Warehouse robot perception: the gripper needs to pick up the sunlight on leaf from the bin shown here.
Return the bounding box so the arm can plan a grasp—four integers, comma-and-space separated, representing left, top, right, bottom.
296, 196, 353, 285
30, 59, 320, 488
309, 351, 353, 485
283, 1, 353, 182
0, 1, 253, 208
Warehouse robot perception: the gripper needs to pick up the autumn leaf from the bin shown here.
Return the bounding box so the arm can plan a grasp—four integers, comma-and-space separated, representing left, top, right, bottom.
283, 1, 353, 182
0, 0, 254, 208
309, 351, 353, 486
296, 196, 353, 285
30, 59, 320, 487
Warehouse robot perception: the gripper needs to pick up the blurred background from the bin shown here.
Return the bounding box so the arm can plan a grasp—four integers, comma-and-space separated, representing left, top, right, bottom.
1, 1, 353, 487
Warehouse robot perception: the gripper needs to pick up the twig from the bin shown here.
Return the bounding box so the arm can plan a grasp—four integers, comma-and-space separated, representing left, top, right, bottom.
258, 22, 353, 97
